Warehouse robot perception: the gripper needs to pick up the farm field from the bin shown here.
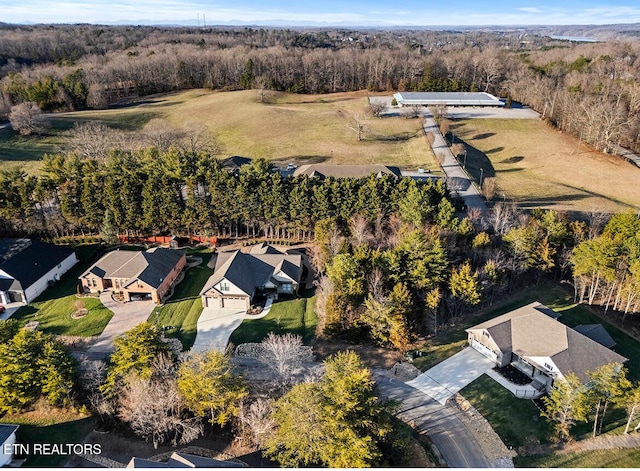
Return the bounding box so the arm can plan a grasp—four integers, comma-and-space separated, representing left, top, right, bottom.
451, 118, 640, 213
0, 90, 437, 173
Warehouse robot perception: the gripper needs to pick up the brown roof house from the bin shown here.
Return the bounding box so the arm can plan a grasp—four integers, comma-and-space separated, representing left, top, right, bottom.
200, 245, 303, 310
80, 248, 186, 304
466, 302, 627, 395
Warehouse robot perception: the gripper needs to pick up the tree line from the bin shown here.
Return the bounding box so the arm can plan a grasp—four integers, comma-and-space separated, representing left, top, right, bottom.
1, 25, 638, 154
0, 149, 451, 239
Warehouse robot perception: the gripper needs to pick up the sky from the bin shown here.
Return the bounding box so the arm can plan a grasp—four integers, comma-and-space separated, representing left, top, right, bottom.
2, 0, 640, 26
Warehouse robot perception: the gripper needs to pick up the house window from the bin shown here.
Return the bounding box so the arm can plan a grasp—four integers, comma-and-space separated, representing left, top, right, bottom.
281, 284, 293, 293
57, 263, 62, 269
544, 362, 553, 371
220, 282, 230, 292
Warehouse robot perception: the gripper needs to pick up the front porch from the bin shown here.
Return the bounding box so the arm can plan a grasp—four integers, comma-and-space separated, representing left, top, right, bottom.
485, 367, 547, 399
486, 354, 552, 399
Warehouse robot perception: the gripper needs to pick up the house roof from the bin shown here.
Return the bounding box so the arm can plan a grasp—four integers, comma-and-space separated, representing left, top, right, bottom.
249, 242, 284, 255
467, 302, 627, 383
0, 424, 19, 444
222, 155, 252, 170
81, 248, 185, 289
200, 246, 302, 298
0, 239, 75, 291
573, 324, 617, 349
393, 91, 504, 107
293, 164, 401, 179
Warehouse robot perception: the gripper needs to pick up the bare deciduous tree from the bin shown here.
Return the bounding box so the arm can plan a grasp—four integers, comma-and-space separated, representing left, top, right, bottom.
367, 98, 386, 118
346, 113, 368, 142
349, 214, 372, 245
9, 102, 49, 135
481, 177, 497, 201
236, 398, 276, 450
260, 333, 310, 389
487, 201, 519, 236
587, 208, 610, 239
367, 268, 387, 303
118, 374, 202, 449
314, 275, 334, 334
142, 118, 186, 153
67, 121, 130, 159
451, 143, 465, 157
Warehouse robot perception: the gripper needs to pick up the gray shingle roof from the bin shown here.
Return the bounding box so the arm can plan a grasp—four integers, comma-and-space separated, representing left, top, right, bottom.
81, 248, 185, 289
201, 246, 302, 298
467, 302, 627, 382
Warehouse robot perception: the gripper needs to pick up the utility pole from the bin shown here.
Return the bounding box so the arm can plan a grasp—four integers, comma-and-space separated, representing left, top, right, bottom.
463, 149, 467, 169
480, 167, 484, 188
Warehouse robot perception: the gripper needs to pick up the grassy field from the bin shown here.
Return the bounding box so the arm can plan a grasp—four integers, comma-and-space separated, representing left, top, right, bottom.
0, 90, 439, 173
515, 448, 640, 468
450, 118, 640, 212
149, 250, 214, 350
0, 408, 95, 467
11, 244, 113, 337
229, 294, 318, 345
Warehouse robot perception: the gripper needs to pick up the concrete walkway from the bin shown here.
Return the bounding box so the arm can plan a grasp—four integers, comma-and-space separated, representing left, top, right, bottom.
423, 112, 488, 213
375, 373, 491, 468
407, 347, 495, 404
191, 298, 274, 353
85, 291, 155, 358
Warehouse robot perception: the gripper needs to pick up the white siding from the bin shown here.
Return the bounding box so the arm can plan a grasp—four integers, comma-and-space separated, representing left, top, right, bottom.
23, 252, 78, 303
214, 278, 250, 296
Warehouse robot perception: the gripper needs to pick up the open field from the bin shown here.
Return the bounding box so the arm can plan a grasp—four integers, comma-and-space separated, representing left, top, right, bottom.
0, 90, 438, 173
450, 118, 640, 212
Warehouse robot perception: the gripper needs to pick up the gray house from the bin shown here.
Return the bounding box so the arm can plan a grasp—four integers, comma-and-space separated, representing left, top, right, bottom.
200, 245, 302, 310
466, 302, 627, 392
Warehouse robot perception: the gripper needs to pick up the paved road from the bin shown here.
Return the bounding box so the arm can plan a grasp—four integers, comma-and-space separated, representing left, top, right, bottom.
423, 112, 488, 213
375, 373, 490, 468
85, 291, 155, 358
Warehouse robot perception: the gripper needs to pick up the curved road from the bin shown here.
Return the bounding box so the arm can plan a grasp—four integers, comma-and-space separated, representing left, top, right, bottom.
374, 372, 490, 468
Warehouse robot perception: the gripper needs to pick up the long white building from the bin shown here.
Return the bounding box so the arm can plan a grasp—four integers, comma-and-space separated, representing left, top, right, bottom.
393, 91, 504, 107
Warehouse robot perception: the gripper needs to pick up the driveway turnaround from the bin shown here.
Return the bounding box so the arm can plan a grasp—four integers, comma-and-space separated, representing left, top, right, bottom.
86, 291, 155, 358
375, 373, 491, 468
406, 347, 495, 404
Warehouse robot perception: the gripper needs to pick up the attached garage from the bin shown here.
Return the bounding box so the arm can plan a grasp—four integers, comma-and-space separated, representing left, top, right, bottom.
221, 296, 249, 309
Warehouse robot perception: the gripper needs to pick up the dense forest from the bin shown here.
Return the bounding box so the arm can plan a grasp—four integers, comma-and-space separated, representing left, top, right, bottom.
1, 25, 639, 154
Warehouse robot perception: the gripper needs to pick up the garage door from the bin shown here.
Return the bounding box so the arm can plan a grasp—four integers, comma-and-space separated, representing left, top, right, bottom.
222, 296, 247, 309
206, 297, 222, 308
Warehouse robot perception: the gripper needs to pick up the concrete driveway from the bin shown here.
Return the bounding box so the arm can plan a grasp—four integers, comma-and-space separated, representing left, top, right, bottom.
191, 307, 247, 352
85, 291, 155, 358
406, 347, 495, 404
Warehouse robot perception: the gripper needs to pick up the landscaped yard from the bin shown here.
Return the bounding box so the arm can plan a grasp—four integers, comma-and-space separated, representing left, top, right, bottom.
149, 249, 214, 349
11, 244, 113, 337
229, 294, 318, 345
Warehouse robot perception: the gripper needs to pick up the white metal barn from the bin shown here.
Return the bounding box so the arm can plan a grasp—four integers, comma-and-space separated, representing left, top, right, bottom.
393, 91, 504, 107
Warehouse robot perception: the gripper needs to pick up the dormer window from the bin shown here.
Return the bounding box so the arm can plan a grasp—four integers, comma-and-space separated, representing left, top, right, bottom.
220, 282, 230, 292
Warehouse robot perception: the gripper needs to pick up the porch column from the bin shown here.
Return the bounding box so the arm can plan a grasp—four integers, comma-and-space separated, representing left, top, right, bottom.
0, 291, 8, 305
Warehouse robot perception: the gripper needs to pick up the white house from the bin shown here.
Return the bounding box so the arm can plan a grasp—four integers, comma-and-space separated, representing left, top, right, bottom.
0, 239, 78, 305
0, 424, 19, 467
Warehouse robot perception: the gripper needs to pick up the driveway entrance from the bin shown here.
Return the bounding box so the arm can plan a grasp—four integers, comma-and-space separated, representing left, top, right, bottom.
406, 347, 495, 404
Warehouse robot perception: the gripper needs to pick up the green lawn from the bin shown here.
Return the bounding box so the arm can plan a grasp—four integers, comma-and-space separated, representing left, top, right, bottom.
11, 244, 113, 337
229, 294, 318, 345
1, 412, 95, 467
149, 251, 214, 350
515, 448, 640, 468
460, 374, 552, 449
